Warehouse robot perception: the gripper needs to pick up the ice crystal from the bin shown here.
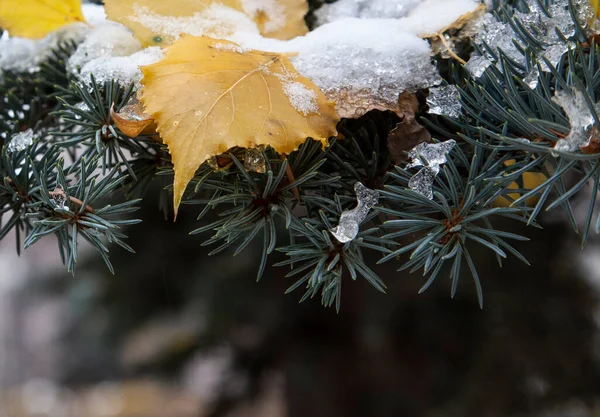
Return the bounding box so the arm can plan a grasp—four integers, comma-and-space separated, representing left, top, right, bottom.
523, 68, 539, 89
330, 182, 379, 243
427, 85, 461, 118
7, 129, 34, 152
551, 89, 596, 153
406, 140, 456, 199
50, 185, 70, 212
244, 147, 266, 173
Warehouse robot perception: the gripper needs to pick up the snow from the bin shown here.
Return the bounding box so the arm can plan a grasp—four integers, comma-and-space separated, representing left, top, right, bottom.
0, 3, 106, 74
286, 19, 441, 117
68, 23, 142, 75
129, 3, 259, 44
0, 0, 483, 119
7, 129, 34, 153
316, 0, 421, 24
315, 0, 480, 36
279, 80, 319, 116
239, 0, 287, 33
77, 47, 164, 87
397, 0, 481, 36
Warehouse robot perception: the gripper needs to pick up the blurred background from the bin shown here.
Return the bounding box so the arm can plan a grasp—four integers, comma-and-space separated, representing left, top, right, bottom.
0, 182, 600, 417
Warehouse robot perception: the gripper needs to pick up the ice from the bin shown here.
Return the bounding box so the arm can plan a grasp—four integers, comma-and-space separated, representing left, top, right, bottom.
6, 129, 34, 153
49, 185, 70, 212
117, 97, 151, 122
68, 23, 142, 74
316, 0, 420, 24
406, 140, 456, 199
77, 47, 164, 87
523, 68, 539, 89
427, 85, 461, 118
408, 166, 439, 200
472, 0, 585, 73
330, 182, 379, 243
551, 89, 596, 153
82, 3, 108, 26
244, 147, 266, 173
465, 54, 492, 78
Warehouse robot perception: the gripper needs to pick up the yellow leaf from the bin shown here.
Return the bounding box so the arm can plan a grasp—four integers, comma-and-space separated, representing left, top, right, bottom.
592, 0, 600, 18
493, 161, 547, 207
104, 0, 308, 47
140, 36, 339, 216
0, 0, 85, 39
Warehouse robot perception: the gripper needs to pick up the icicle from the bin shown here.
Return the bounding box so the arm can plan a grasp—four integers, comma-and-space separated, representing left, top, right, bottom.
427, 85, 461, 118
330, 182, 379, 243
551, 89, 596, 154
50, 185, 70, 212
244, 147, 267, 173
406, 140, 456, 199
7, 129, 34, 152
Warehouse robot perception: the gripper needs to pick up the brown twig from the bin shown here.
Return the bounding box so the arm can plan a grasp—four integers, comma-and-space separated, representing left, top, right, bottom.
437, 33, 467, 65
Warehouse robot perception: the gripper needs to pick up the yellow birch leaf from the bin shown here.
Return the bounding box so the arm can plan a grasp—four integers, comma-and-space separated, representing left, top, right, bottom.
104, 0, 308, 47
493, 161, 547, 207
592, 0, 600, 18
0, 0, 86, 39
140, 36, 339, 216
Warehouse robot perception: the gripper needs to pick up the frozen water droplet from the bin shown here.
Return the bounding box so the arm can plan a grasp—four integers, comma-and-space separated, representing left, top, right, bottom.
406, 140, 455, 199
330, 182, 379, 243
427, 85, 461, 118
49, 185, 70, 212
523, 68, 539, 89
7, 129, 34, 152
244, 147, 266, 173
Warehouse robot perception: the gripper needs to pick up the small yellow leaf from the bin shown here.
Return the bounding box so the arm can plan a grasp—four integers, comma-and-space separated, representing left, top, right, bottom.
140, 36, 339, 216
104, 0, 308, 47
0, 0, 86, 39
493, 160, 547, 207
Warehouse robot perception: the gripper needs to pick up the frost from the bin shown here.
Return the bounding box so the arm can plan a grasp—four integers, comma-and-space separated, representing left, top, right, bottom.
465, 54, 492, 78
78, 47, 164, 87
7, 129, 34, 153
330, 182, 379, 243
551, 89, 596, 153
427, 85, 461, 118
68, 23, 142, 74
49, 185, 70, 212
406, 140, 456, 199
